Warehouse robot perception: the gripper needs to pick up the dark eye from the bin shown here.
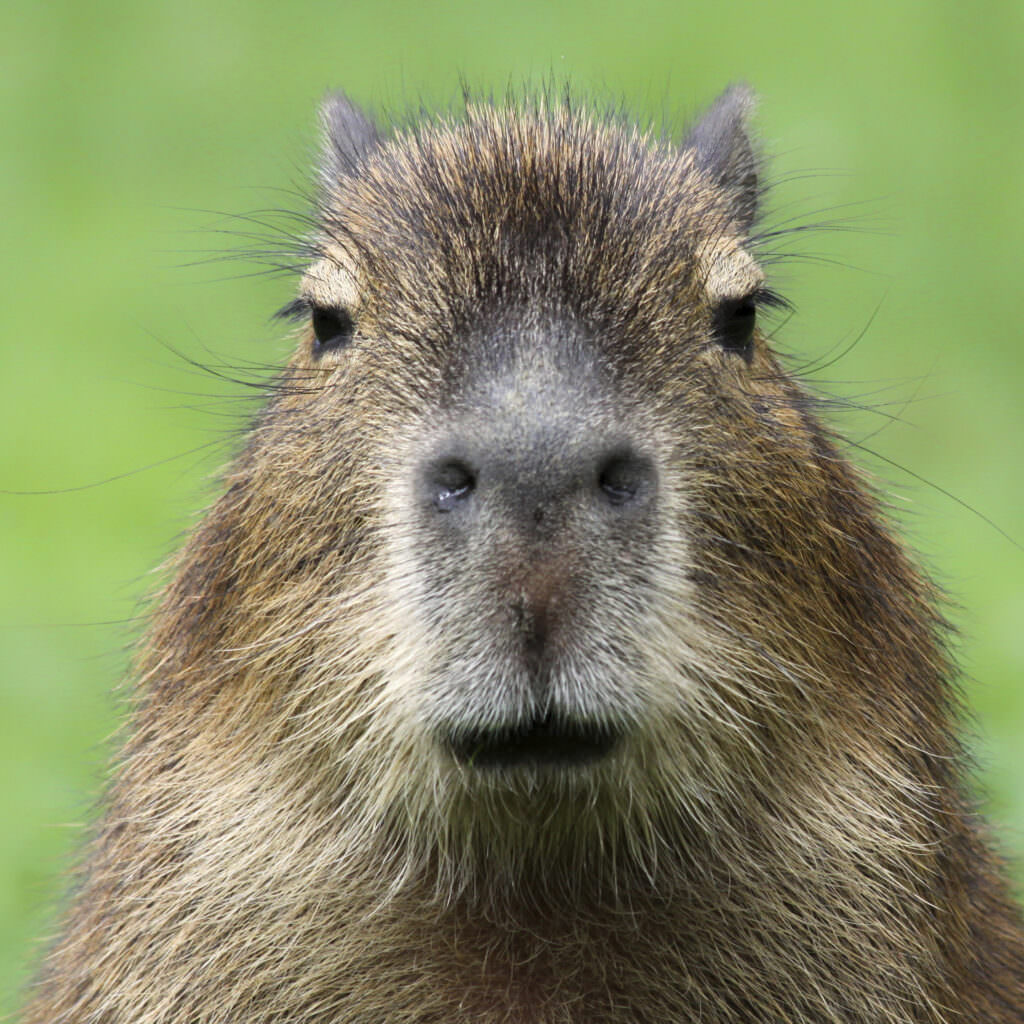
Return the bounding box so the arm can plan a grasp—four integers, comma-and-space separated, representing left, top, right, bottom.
712, 296, 757, 358
311, 306, 355, 355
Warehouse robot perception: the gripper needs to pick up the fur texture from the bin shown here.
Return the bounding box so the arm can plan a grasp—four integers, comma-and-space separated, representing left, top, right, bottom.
21, 87, 1024, 1023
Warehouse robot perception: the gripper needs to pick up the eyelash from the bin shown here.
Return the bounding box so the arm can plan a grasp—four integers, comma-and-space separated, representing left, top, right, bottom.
274, 297, 312, 323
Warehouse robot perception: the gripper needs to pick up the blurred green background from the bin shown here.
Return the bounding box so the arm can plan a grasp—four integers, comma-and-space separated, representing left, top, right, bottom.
2, 0, 1022, 1011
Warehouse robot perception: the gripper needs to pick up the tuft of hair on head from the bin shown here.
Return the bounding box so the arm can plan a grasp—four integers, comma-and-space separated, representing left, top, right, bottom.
683, 83, 760, 231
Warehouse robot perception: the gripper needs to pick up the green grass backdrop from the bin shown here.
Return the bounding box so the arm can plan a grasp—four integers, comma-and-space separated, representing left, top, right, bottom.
2, 0, 1022, 1011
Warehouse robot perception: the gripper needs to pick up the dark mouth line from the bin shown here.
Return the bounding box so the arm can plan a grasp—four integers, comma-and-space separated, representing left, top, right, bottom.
448, 716, 618, 768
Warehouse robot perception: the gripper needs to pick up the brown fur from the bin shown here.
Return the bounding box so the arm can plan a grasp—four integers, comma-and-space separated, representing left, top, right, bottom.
21, 87, 1024, 1023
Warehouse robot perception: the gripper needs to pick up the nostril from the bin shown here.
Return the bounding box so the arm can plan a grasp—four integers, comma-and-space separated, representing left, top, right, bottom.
597, 451, 653, 507
430, 460, 476, 512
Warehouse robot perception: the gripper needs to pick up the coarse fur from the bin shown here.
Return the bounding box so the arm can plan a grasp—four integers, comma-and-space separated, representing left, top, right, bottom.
21, 86, 1024, 1022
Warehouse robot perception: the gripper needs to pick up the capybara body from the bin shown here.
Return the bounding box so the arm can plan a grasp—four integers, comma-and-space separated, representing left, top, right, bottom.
21, 86, 1024, 1023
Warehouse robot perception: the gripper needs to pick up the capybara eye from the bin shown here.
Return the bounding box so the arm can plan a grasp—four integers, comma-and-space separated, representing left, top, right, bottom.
311, 306, 355, 355
713, 296, 757, 358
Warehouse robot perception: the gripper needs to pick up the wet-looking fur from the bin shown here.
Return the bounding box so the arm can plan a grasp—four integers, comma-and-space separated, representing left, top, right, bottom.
21, 86, 1024, 1023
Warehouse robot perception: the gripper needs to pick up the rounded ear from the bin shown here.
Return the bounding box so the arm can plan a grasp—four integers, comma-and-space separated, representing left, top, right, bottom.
319, 92, 381, 185
684, 84, 760, 231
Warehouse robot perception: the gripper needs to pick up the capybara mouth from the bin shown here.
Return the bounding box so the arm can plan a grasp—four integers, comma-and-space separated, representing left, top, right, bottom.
448, 715, 618, 768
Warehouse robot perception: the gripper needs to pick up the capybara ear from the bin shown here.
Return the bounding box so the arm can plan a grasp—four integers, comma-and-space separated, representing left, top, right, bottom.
319, 91, 381, 185
683, 83, 759, 231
